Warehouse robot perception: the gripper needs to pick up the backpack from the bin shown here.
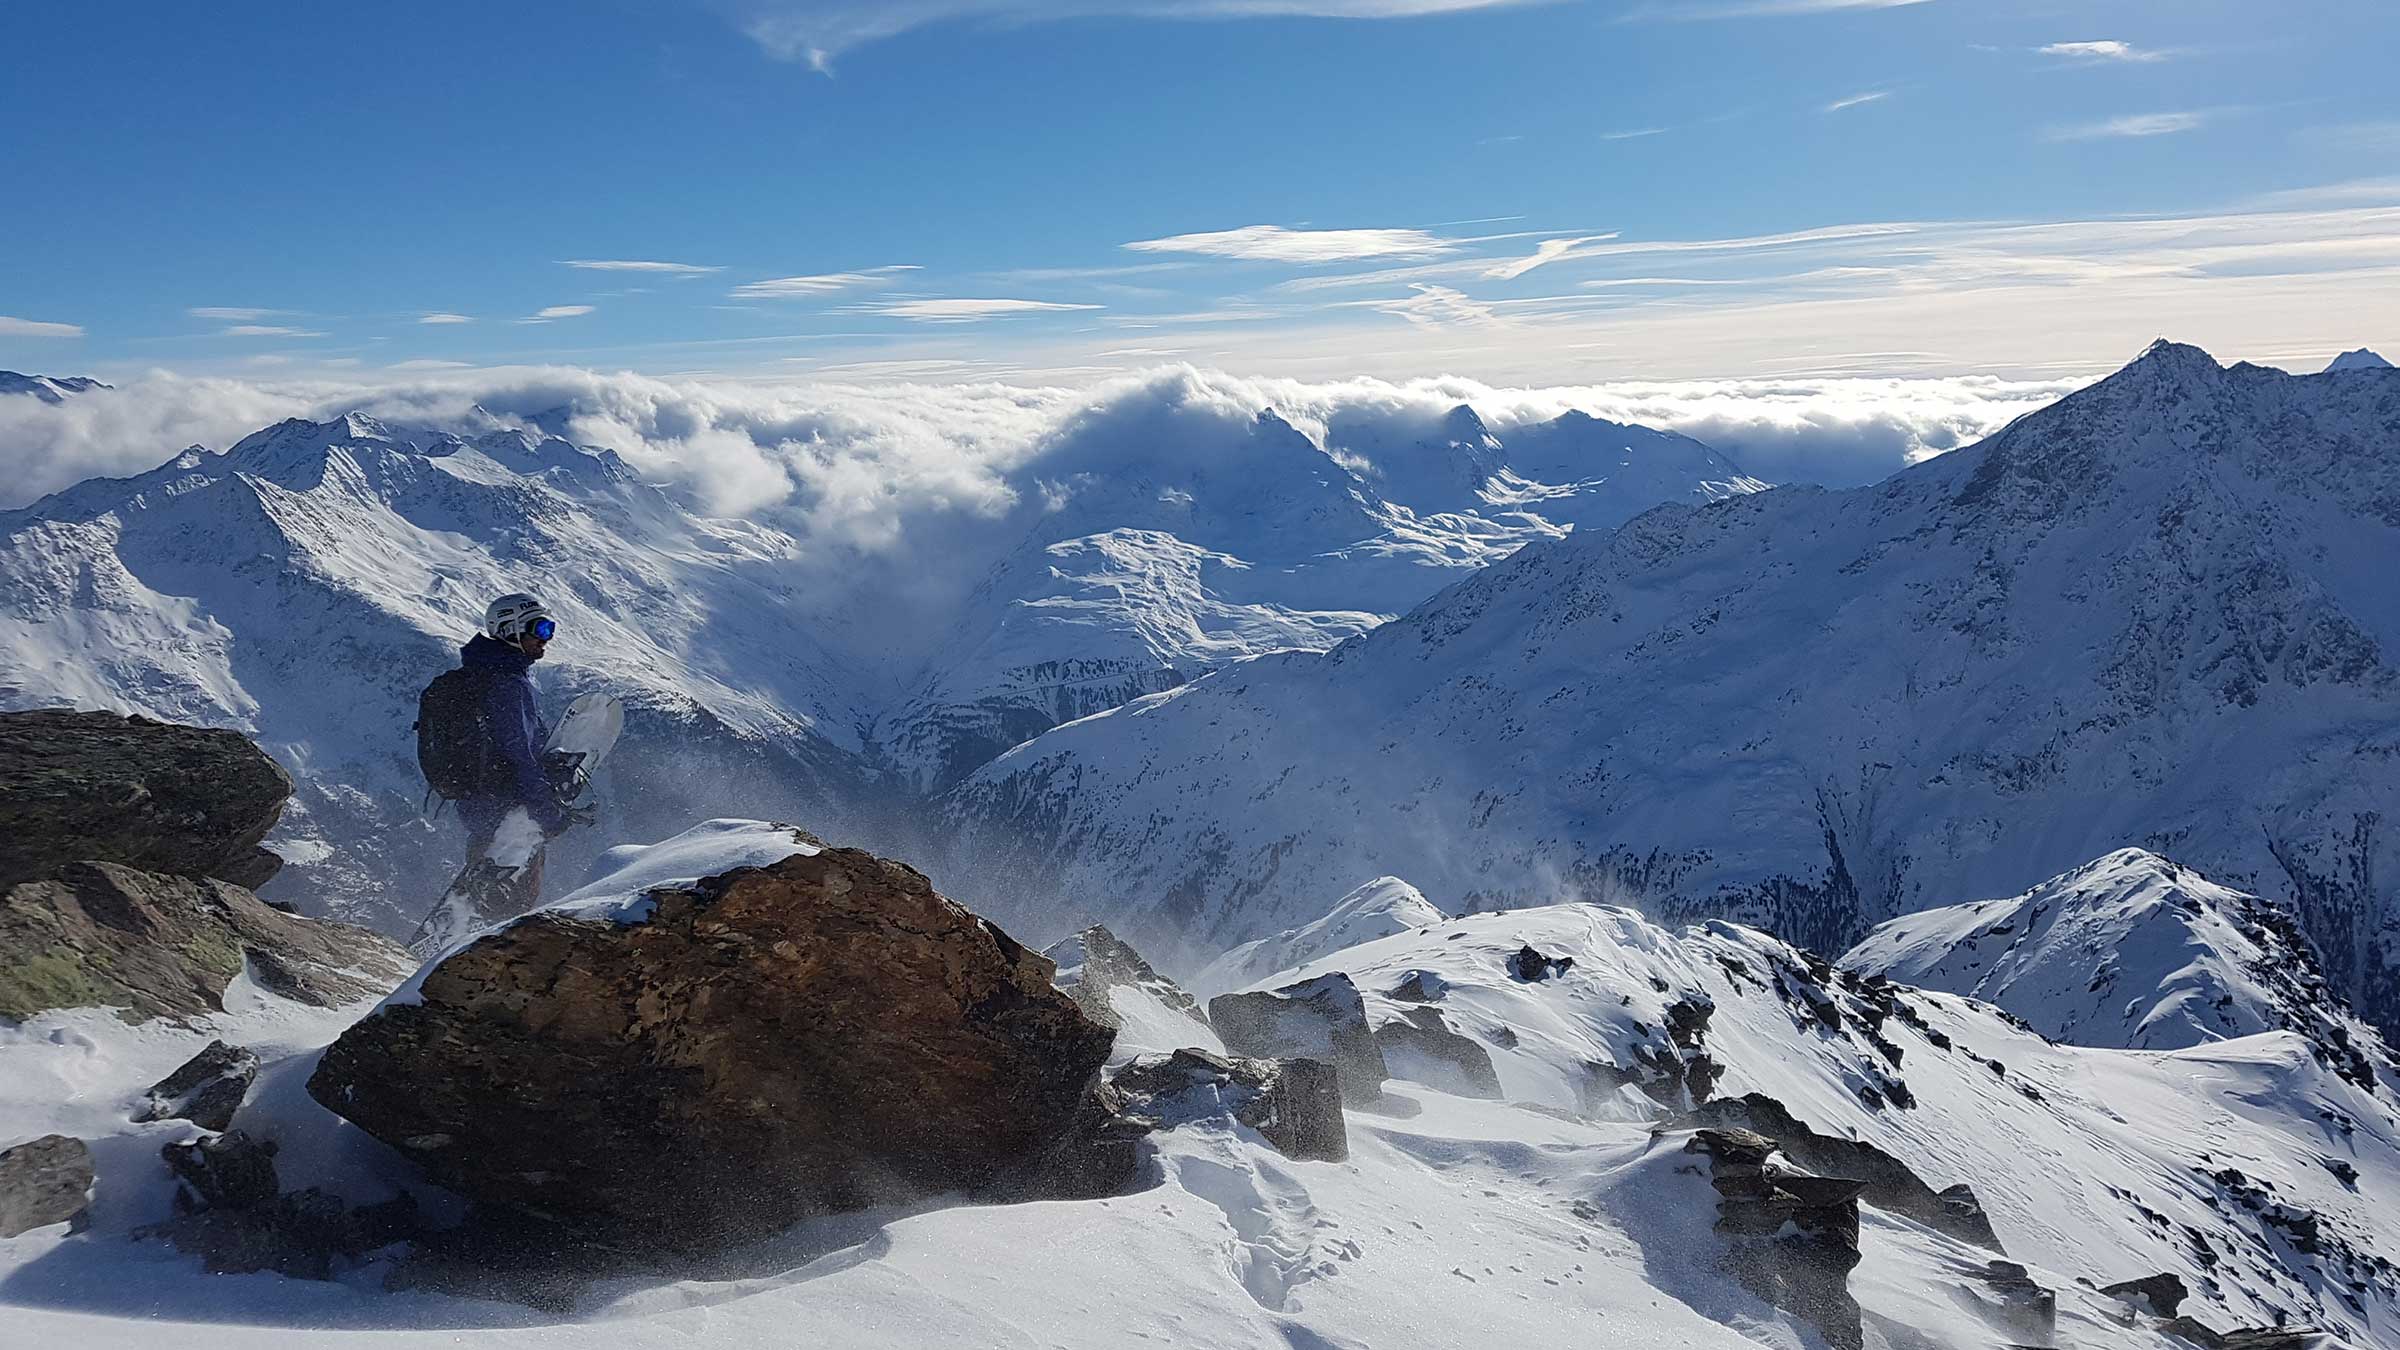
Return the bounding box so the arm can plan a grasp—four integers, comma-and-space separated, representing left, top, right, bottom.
415, 667, 496, 801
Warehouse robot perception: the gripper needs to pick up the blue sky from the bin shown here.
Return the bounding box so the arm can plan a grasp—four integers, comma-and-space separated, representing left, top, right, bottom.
3, 0, 2394, 383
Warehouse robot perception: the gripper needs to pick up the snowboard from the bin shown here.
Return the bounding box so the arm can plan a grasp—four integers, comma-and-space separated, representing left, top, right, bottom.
408, 693, 624, 956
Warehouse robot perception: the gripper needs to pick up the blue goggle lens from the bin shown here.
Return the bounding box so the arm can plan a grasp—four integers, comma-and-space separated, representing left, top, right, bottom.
527, 618, 557, 642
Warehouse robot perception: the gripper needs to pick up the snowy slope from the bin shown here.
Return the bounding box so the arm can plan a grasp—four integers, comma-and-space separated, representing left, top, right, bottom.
940, 342, 2400, 1041
0, 371, 109, 404
2327, 348, 2392, 373
1, 388, 1762, 927
1194, 876, 1449, 997
0, 415, 881, 932
6, 822, 2364, 1350
1843, 850, 2385, 1071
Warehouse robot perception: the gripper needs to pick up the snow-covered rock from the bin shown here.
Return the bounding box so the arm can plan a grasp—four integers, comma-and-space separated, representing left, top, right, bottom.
940, 341, 2400, 1044
1844, 850, 2387, 1080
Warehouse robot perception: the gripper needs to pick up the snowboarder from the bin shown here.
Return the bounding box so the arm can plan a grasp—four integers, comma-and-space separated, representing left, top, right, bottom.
431, 593, 571, 932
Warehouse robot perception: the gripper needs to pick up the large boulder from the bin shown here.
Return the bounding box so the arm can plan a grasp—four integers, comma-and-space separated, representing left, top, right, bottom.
0, 860, 410, 1022
0, 709, 293, 890
0, 1134, 93, 1237
307, 845, 1121, 1253
136, 1041, 261, 1132
1210, 972, 1389, 1107
1111, 1048, 1347, 1162
1669, 1093, 2002, 1251
1685, 1127, 1865, 1350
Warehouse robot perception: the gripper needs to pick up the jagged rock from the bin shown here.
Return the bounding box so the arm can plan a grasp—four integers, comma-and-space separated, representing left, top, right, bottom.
1210, 973, 1389, 1107
2102, 1271, 2190, 1318
1969, 1258, 2057, 1344
1385, 968, 1449, 1003
307, 846, 1120, 1254
0, 860, 410, 1022
2161, 1319, 2325, 1349
0, 709, 292, 889
0, 1134, 93, 1237
1670, 1093, 2002, 1250
1507, 945, 1574, 982
143, 1180, 421, 1280
1373, 1006, 1502, 1099
1045, 923, 1209, 1032
1111, 1048, 1347, 1162
164, 1130, 281, 1211
135, 1040, 259, 1132
1684, 1127, 1864, 1350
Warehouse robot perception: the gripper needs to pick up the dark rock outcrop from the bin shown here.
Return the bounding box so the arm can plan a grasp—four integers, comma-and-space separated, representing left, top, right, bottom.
0, 860, 411, 1022
2102, 1271, 2190, 1318
1969, 1259, 2057, 1344
1670, 1093, 2002, 1250
1685, 1127, 1864, 1350
1112, 1048, 1347, 1162
1507, 945, 1574, 982
1046, 923, 1210, 1032
1373, 1005, 1502, 1099
307, 846, 1120, 1254
147, 1131, 419, 1279
0, 709, 293, 890
1210, 972, 1389, 1107
135, 1040, 259, 1132
2162, 1320, 2326, 1349
0, 1134, 93, 1237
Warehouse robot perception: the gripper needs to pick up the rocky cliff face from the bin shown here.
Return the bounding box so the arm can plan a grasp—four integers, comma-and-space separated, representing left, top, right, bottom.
0, 709, 292, 889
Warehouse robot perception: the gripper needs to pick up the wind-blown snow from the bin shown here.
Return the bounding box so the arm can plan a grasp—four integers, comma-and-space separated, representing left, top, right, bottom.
1194, 876, 1448, 997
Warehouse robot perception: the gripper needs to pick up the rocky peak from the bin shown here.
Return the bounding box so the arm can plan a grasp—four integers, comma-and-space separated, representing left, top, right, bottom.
2325, 347, 2392, 373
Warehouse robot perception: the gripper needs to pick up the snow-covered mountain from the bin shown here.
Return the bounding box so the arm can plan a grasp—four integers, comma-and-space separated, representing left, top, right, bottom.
1844, 850, 2385, 1079
1194, 876, 1449, 997
0, 385, 1759, 930
940, 342, 2400, 1043
2327, 348, 2392, 373
0, 371, 110, 404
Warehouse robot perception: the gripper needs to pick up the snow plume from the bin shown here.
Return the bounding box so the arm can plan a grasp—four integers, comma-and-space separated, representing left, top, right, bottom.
1, 363, 2085, 527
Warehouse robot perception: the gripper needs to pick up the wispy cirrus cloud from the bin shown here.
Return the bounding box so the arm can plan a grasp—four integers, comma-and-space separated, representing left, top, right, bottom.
731, 266, 921, 298
1824, 89, 1890, 113
187, 307, 289, 321
1483, 235, 1621, 280
862, 298, 1104, 322
1601, 126, 1669, 141
1633, 0, 1931, 19
561, 259, 723, 274
418, 313, 475, 325
2040, 40, 2165, 64
2050, 110, 2212, 141
222, 324, 326, 338
516, 305, 597, 325
1125, 224, 1457, 264
729, 0, 1559, 70
0, 315, 85, 338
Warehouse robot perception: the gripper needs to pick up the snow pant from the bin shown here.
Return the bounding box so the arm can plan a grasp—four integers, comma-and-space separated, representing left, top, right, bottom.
455, 810, 547, 925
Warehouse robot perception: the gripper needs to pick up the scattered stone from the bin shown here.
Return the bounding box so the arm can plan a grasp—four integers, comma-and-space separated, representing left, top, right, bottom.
1111, 1048, 1347, 1162
1386, 969, 1449, 1003
135, 1040, 259, 1132
308, 846, 1119, 1254
1044, 923, 1209, 1032
0, 1134, 94, 1237
2101, 1271, 2190, 1318
0, 709, 293, 889
1969, 1258, 2057, 1344
1373, 1006, 1502, 1099
1668, 1093, 2002, 1250
1507, 945, 1575, 982
164, 1129, 281, 1211
1, 860, 411, 1022
1684, 1127, 1864, 1350
1210, 972, 1389, 1107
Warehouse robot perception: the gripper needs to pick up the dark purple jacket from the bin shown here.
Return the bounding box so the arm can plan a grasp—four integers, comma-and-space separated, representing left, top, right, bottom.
458, 634, 564, 835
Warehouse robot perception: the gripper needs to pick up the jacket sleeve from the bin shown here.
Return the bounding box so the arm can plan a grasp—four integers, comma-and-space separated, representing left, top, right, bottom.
487, 677, 567, 832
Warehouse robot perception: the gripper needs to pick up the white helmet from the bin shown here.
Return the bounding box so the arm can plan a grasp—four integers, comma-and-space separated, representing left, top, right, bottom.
484, 592, 554, 643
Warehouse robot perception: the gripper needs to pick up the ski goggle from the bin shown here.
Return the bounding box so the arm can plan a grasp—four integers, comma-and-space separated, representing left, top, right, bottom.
526, 617, 557, 642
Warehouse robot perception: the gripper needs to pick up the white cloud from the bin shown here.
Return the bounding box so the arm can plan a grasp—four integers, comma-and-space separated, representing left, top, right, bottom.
0, 316, 84, 339
389, 359, 473, 370
1483, 235, 1621, 280
1361, 284, 1503, 330
1125, 224, 1457, 263
526, 306, 597, 322
863, 298, 1105, 322
418, 313, 476, 325
187, 307, 287, 321
1636, 0, 1931, 19
2040, 40, 2163, 64
1601, 127, 1668, 141
733, 0, 1557, 69
562, 259, 722, 274
222, 325, 326, 338
1824, 90, 1890, 113
731, 267, 921, 298
2050, 111, 2211, 140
